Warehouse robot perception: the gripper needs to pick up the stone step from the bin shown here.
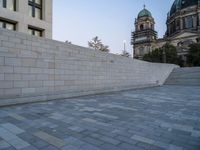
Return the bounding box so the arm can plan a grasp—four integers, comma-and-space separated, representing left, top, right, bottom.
165, 79, 200, 86
172, 67, 200, 73
168, 73, 200, 79
165, 67, 200, 86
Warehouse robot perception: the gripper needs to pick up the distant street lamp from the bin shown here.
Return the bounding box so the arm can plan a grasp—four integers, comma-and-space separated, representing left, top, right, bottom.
123, 40, 126, 51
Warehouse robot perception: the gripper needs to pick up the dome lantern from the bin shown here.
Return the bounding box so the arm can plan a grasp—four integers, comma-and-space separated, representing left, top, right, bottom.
138, 5, 152, 18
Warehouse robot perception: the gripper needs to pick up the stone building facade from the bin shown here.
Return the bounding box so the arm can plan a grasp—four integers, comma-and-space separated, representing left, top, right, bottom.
0, 0, 52, 38
132, 0, 200, 62
131, 6, 158, 59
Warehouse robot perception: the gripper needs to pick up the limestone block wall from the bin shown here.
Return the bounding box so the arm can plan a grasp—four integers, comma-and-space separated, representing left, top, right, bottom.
0, 29, 178, 106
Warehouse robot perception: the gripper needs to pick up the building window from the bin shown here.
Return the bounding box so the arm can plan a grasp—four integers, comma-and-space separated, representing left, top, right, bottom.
170, 21, 175, 34
196, 37, 200, 43
140, 24, 144, 31
175, 19, 180, 30
0, 20, 16, 30
0, 0, 16, 11
151, 24, 153, 30
184, 16, 193, 29
139, 47, 144, 56
28, 26, 43, 37
28, 0, 42, 19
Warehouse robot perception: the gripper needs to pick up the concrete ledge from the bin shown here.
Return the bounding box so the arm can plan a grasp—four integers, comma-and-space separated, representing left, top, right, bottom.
0, 83, 158, 107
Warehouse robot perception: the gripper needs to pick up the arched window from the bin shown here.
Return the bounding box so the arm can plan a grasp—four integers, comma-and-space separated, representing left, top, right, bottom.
196, 37, 200, 43
140, 24, 144, 31
170, 22, 175, 34
177, 41, 183, 47
151, 24, 153, 30
175, 19, 180, 30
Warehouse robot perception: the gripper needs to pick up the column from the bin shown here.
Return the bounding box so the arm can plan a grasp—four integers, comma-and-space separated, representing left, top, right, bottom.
43, 0, 52, 38
199, 13, 200, 26
180, 18, 183, 30
198, 0, 200, 30
192, 16, 197, 28
199, 0, 200, 8
17, 0, 28, 33
198, 13, 200, 31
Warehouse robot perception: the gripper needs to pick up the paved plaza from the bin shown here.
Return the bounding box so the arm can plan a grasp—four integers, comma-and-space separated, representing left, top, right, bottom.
0, 85, 200, 150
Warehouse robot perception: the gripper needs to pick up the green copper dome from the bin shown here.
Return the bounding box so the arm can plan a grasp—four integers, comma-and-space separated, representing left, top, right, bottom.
170, 0, 198, 16
138, 8, 152, 18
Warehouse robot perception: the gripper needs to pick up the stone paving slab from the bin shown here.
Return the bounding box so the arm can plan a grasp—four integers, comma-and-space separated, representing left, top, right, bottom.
0, 85, 200, 150
33, 131, 65, 148
8, 114, 26, 121
1, 123, 24, 135
0, 140, 10, 149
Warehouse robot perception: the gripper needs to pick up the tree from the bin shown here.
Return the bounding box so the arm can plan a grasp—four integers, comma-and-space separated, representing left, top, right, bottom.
65, 40, 72, 44
187, 43, 200, 66
162, 43, 178, 64
88, 36, 101, 50
88, 36, 110, 52
121, 50, 131, 57
99, 44, 110, 52
143, 43, 178, 64
143, 48, 162, 63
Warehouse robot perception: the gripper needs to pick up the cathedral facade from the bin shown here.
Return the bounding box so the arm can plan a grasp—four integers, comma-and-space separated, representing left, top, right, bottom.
132, 0, 200, 63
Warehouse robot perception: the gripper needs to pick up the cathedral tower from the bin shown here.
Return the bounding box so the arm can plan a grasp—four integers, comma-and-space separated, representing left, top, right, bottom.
131, 6, 157, 59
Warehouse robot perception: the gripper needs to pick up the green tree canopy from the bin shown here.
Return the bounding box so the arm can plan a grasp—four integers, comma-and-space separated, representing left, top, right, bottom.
143, 43, 178, 64
187, 43, 200, 66
143, 48, 162, 63
163, 43, 178, 64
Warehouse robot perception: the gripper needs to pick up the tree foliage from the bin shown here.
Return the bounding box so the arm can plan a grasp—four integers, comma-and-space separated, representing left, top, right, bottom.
187, 43, 200, 66
121, 50, 131, 57
65, 40, 72, 44
163, 43, 178, 64
143, 48, 162, 63
143, 43, 178, 64
88, 36, 110, 52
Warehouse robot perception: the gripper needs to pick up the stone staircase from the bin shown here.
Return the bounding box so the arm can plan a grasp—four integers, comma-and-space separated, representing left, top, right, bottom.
165, 67, 200, 86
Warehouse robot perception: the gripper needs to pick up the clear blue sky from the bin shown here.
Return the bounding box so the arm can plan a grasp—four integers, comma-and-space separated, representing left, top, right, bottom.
53, 0, 175, 55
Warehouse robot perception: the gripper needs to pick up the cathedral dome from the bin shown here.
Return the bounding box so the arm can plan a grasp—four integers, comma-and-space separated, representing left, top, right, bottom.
170, 0, 198, 16
138, 7, 152, 18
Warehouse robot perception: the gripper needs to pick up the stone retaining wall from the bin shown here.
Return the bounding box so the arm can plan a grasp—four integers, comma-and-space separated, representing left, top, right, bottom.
0, 28, 178, 106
